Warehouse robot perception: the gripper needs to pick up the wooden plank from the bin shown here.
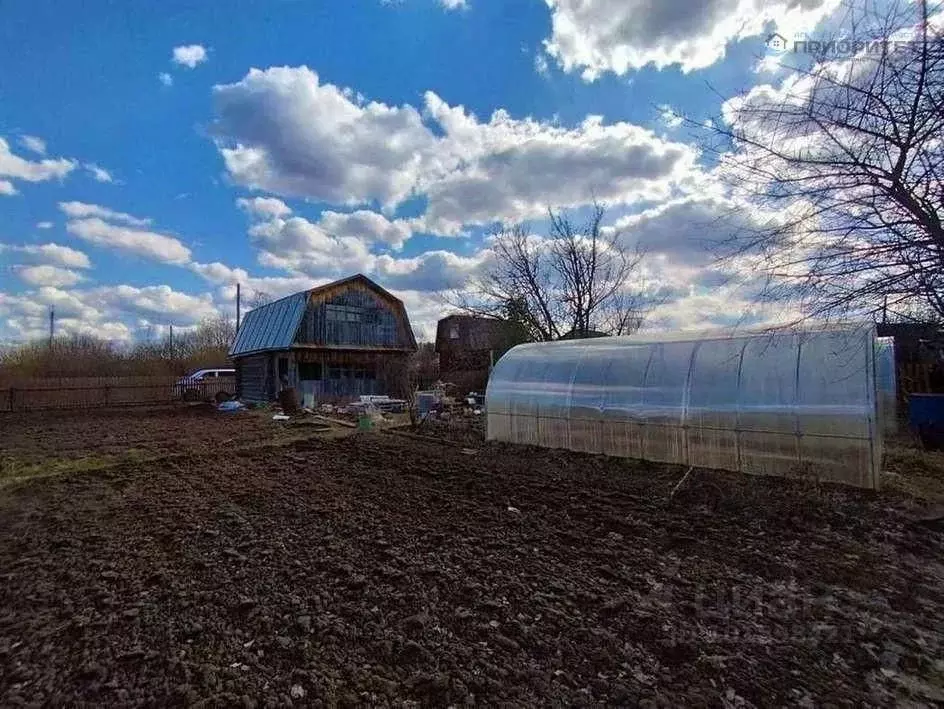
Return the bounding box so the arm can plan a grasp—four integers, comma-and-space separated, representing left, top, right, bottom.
311, 415, 358, 428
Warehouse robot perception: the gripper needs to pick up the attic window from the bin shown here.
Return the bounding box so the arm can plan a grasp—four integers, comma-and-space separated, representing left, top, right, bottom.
326, 305, 363, 323
449, 325, 459, 340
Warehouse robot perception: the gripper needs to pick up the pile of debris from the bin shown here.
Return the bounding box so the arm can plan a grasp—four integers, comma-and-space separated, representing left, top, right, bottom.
346, 395, 408, 415
416, 385, 485, 421
212, 387, 485, 432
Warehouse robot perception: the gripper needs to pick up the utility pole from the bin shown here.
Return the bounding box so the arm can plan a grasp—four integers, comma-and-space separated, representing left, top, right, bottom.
236, 282, 241, 331
48, 306, 54, 348
169, 324, 174, 360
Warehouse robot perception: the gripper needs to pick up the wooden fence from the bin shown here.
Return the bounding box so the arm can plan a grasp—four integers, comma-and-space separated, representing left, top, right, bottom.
0, 376, 235, 412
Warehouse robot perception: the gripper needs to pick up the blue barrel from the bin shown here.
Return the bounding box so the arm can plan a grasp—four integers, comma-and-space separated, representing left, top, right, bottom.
416, 392, 438, 417
908, 393, 944, 449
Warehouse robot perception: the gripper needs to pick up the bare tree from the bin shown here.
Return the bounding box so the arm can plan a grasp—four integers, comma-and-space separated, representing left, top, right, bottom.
709, 0, 944, 322
175, 315, 237, 354
450, 204, 648, 340
407, 342, 439, 390
246, 290, 273, 309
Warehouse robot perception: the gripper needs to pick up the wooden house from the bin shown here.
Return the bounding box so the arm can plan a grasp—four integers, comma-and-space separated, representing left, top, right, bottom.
435, 314, 530, 392
876, 321, 944, 399
229, 274, 417, 403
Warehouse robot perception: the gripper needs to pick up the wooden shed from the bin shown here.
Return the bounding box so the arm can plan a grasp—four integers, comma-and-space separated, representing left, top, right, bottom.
229, 274, 417, 403
435, 314, 530, 392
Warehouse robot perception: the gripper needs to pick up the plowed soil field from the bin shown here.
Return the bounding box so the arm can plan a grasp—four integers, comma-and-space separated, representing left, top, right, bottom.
1, 405, 298, 465
1, 409, 942, 707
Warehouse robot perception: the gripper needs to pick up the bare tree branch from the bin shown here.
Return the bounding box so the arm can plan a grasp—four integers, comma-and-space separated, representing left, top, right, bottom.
447, 204, 649, 339
706, 0, 944, 321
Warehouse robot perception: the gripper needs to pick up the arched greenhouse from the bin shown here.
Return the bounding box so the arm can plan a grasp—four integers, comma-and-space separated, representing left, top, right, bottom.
485, 324, 885, 489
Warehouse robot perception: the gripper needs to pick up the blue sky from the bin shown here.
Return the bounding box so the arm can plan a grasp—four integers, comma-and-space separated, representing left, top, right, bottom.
0, 0, 848, 342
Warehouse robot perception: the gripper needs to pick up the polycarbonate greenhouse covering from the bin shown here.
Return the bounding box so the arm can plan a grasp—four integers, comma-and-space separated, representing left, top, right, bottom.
486, 324, 883, 489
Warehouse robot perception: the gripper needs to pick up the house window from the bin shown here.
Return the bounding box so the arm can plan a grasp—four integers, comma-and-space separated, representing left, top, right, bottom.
298, 362, 322, 380
326, 305, 363, 322
449, 325, 459, 340
326, 365, 375, 380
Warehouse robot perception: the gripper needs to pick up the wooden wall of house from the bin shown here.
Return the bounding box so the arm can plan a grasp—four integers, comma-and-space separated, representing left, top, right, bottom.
237, 350, 410, 403
236, 353, 270, 402
436, 316, 527, 371
293, 349, 408, 402
296, 285, 411, 348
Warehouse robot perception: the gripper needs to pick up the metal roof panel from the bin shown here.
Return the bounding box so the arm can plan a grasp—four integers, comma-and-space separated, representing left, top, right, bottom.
228, 291, 308, 356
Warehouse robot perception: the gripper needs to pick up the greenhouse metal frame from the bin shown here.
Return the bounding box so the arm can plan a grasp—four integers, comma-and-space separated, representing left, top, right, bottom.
486, 324, 883, 489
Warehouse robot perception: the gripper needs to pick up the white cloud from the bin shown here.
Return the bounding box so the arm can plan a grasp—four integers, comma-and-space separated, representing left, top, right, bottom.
16, 264, 85, 288
212, 66, 698, 233
0, 289, 100, 342
190, 261, 250, 286
534, 53, 550, 77
85, 164, 114, 183
236, 196, 292, 219
19, 135, 46, 155
754, 53, 786, 75
58, 201, 151, 227
420, 92, 698, 230
0, 314, 133, 344
159, 72, 174, 87
100, 284, 216, 322
0, 137, 76, 183
609, 194, 786, 280
172, 44, 208, 69
38, 244, 92, 269
190, 261, 318, 303
0, 242, 92, 269
375, 250, 484, 291
658, 104, 683, 129
394, 289, 451, 342
234, 200, 479, 295
66, 218, 192, 265
0, 282, 224, 343
213, 66, 434, 209
236, 192, 417, 275
644, 285, 791, 331
542, 0, 841, 77
28, 285, 223, 342
0, 180, 17, 196
248, 215, 376, 278
318, 210, 413, 249
36, 221, 53, 229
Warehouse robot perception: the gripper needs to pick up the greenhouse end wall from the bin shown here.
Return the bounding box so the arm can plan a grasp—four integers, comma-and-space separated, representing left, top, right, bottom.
485, 325, 882, 489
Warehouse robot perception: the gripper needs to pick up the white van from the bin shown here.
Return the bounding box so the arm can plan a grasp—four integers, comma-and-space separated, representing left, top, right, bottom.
175, 368, 236, 401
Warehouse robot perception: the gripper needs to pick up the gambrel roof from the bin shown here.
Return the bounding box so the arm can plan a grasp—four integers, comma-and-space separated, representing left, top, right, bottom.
229, 274, 416, 357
